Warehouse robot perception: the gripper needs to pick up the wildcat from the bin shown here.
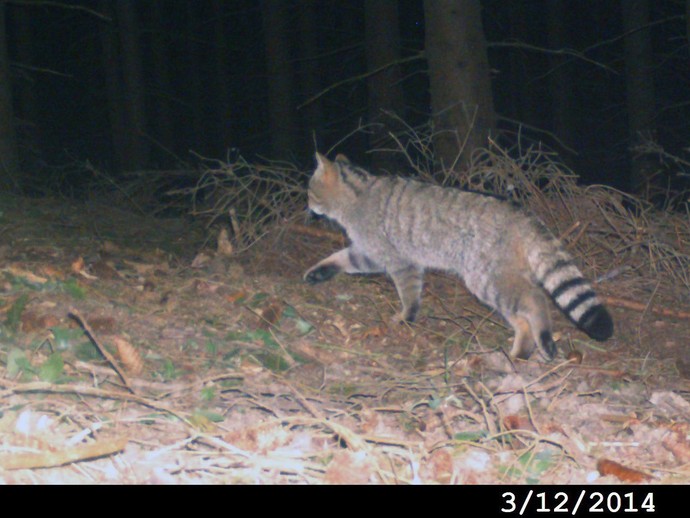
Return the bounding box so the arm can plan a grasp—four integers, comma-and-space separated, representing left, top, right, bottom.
304, 153, 613, 359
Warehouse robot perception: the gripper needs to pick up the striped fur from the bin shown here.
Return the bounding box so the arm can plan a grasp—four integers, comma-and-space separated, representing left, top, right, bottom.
304, 153, 613, 360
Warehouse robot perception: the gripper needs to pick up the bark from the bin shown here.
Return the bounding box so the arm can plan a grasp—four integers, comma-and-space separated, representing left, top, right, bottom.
687, 0, 690, 61
546, 0, 574, 156
184, 2, 205, 155
115, 0, 149, 170
150, 2, 174, 163
424, 0, 495, 171
622, 0, 656, 193
13, 4, 40, 152
99, 0, 127, 172
297, 0, 323, 153
0, 0, 20, 189
261, 0, 298, 158
365, 0, 405, 169
212, 0, 232, 152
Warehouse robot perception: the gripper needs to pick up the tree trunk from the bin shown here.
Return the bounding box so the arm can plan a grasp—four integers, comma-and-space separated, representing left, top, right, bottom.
13, 4, 41, 155
150, 2, 174, 165
99, 1, 127, 172
212, 0, 232, 154
115, 0, 149, 170
297, 0, 323, 155
0, 0, 20, 189
424, 0, 495, 171
261, 0, 298, 159
622, 0, 656, 194
365, 0, 405, 170
546, 0, 574, 157
687, 0, 690, 61
185, 2, 206, 156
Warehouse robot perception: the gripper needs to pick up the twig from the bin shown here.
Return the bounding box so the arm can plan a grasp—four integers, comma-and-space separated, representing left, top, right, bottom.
68, 309, 135, 394
297, 52, 424, 109
7, 0, 111, 20
289, 223, 344, 242
603, 295, 690, 319
0, 437, 128, 470
0, 380, 189, 423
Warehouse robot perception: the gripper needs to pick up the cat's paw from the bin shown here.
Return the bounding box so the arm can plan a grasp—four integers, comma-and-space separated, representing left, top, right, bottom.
304, 264, 340, 284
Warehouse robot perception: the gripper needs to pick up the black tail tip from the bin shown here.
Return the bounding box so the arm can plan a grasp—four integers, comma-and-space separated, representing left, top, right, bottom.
579, 305, 613, 341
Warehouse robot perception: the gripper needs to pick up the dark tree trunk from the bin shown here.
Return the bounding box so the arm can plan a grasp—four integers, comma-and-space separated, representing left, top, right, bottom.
297, 0, 323, 154
505, 3, 534, 126
424, 0, 495, 171
261, 0, 298, 158
99, 1, 126, 172
622, 0, 656, 194
115, 0, 149, 170
13, 4, 41, 156
0, 0, 20, 189
150, 1, 174, 165
212, 0, 232, 153
546, 0, 574, 157
365, 0, 405, 170
687, 0, 690, 61
185, 2, 205, 156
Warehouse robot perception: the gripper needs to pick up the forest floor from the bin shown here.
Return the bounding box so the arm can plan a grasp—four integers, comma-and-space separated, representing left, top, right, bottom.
0, 192, 689, 485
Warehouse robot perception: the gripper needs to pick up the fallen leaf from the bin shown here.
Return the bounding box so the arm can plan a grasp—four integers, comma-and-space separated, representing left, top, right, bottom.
21, 311, 60, 333
87, 316, 117, 334
37, 265, 64, 280
354, 324, 387, 340
662, 427, 690, 463
503, 414, 535, 432
191, 252, 212, 268
70, 257, 85, 275
225, 290, 247, 304
596, 458, 651, 483
216, 227, 234, 257
113, 336, 143, 375
89, 260, 120, 280
5, 265, 48, 284
123, 259, 159, 275
257, 301, 284, 329
324, 450, 376, 484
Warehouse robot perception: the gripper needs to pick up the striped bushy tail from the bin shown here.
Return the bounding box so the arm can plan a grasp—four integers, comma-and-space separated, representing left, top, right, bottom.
529, 241, 613, 341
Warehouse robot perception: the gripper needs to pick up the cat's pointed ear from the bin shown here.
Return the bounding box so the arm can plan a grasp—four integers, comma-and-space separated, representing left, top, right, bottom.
334, 153, 350, 164
314, 152, 338, 184
315, 152, 327, 170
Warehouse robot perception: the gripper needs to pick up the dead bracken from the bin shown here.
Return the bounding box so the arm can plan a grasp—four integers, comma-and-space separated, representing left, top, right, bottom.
0, 141, 689, 484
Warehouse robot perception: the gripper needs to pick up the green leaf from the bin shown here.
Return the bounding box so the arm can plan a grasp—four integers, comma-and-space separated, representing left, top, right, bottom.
246, 329, 279, 349
62, 278, 86, 299
4, 294, 28, 332
453, 430, 488, 442
39, 352, 64, 383
201, 386, 216, 401
247, 293, 269, 308
252, 351, 291, 372
193, 408, 224, 422
51, 326, 89, 351
162, 358, 178, 380
205, 339, 217, 355
74, 341, 102, 360
7, 348, 32, 378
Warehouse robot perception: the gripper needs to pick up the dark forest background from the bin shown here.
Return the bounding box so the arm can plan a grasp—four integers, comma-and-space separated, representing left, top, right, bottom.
1, 0, 689, 198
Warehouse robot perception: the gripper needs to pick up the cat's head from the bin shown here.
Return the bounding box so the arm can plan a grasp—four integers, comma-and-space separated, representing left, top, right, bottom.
307, 153, 368, 219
